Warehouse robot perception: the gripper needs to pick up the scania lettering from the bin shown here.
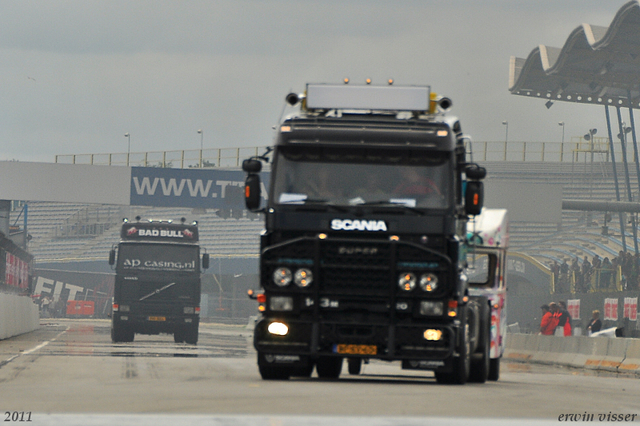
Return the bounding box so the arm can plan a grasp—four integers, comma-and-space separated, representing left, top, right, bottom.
109, 218, 209, 344
331, 219, 388, 232
243, 82, 498, 384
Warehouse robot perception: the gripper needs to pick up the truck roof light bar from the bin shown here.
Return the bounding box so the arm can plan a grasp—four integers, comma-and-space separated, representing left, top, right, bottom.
305, 83, 430, 112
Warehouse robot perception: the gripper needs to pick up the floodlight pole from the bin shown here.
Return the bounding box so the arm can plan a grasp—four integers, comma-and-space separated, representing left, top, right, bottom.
605, 105, 627, 252
502, 121, 508, 161
616, 107, 638, 254
627, 90, 640, 201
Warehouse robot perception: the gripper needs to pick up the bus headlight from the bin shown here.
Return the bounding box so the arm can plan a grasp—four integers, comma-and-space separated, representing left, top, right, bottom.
294, 268, 313, 288
273, 267, 292, 287
419, 273, 438, 292
398, 273, 416, 291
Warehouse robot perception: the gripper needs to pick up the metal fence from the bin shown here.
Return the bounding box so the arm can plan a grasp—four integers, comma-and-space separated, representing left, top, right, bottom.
467, 137, 613, 163
55, 147, 271, 169
55, 138, 630, 168
552, 267, 626, 294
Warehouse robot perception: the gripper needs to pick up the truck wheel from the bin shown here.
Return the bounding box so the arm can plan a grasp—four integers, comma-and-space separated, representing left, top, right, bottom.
488, 358, 500, 381
184, 325, 199, 345
112, 323, 134, 343
435, 310, 470, 385
111, 325, 122, 343
316, 356, 343, 379
348, 358, 362, 375
291, 358, 314, 378
258, 353, 291, 380
174, 328, 185, 343
469, 304, 490, 383
469, 334, 489, 383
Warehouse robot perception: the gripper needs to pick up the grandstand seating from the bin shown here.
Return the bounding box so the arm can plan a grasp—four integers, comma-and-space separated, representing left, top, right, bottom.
483, 160, 640, 269
11, 202, 262, 263
11, 157, 640, 273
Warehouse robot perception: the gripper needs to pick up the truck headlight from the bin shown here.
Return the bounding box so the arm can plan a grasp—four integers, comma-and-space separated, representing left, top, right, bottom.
269, 296, 294, 311
420, 301, 444, 316
398, 273, 416, 291
273, 267, 292, 287
419, 273, 438, 292
268, 321, 289, 336
424, 329, 443, 341
294, 268, 313, 288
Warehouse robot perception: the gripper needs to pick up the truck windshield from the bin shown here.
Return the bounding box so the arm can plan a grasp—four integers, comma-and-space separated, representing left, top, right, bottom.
117, 243, 199, 273
272, 147, 451, 208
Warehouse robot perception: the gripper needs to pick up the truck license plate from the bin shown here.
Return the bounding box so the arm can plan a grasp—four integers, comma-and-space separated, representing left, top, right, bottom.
335, 344, 377, 355
148, 316, 166, 321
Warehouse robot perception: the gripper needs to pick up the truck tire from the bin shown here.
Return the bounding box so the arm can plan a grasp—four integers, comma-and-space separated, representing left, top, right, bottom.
174, 328, 185, 343
435, 307, 470, 385
488, 357, 500, 381
184, 325, 199, 345
112, 323, 134, 343
316, 356, 343, 379
291, 357, 314, 378
257, 353, 291, 380
348, 358, 362, 375
469, 300, 490, 383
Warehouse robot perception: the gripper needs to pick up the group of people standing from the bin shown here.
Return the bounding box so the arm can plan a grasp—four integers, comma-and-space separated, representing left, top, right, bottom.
540, 302, 604, 336
551, 251, 640, 293
539, 301, 572, 336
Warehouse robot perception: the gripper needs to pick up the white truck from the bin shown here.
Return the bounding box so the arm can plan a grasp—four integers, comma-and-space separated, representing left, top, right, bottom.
466, 208, 508, 380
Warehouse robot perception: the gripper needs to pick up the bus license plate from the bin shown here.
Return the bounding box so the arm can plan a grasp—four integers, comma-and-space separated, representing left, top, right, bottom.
148, 316, 166, 322
335, 344, 377, 355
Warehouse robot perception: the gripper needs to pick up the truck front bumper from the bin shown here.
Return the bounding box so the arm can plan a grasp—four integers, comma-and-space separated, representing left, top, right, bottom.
254, 317, 458, 363
113, 312, 199, 334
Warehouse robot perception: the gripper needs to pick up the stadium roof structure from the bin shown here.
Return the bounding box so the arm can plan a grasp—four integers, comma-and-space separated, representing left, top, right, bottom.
509, 0, 640, 109
509, 0, 640, 255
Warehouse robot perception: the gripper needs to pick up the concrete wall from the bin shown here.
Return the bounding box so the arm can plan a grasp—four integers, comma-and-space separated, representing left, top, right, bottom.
504, 333, 640, 376
0, 293, 39, 340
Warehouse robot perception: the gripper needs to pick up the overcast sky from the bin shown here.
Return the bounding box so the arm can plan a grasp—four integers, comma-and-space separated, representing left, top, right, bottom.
0, 0, 624, 162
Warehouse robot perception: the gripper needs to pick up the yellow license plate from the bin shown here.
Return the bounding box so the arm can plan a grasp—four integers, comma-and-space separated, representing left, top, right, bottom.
335, 344, 377, 355
148, 316, 166, 321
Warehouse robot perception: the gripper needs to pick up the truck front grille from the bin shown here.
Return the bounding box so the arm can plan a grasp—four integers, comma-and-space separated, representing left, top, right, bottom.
263, 236, 449, 296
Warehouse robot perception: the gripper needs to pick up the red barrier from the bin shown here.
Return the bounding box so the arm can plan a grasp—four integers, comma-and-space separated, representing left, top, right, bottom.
66, 300, 95, 317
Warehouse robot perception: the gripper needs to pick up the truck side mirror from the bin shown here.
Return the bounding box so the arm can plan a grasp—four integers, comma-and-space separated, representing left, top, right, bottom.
465, 164, 486, 180
465, 181, 484, 216
202, 253, 210, 270
108, 249, 116, 266
245, 174, 262, 211
242, 159, 262, 173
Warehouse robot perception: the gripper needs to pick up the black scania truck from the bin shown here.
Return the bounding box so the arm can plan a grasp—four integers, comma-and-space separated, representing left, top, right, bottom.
109, 218, 209, 344
243, 83, 489, 384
